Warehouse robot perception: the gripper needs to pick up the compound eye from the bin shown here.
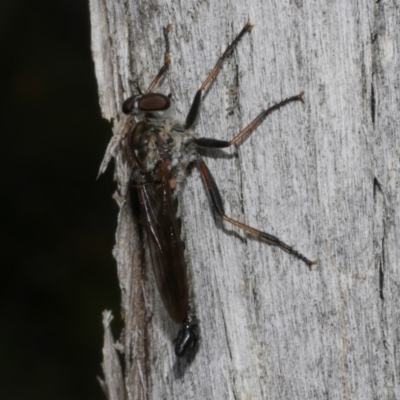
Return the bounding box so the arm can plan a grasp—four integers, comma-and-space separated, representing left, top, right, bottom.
122, 95, 138, 114
138, 93, 170, 112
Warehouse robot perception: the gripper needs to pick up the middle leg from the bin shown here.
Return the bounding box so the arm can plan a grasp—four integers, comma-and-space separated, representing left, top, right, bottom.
194, 92, 304, 148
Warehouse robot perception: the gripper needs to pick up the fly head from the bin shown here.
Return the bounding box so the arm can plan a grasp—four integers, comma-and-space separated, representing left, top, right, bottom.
123, 93, 171, 115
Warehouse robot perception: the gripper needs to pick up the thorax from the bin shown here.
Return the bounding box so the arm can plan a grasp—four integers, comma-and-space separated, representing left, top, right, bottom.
125, 113, 198, 192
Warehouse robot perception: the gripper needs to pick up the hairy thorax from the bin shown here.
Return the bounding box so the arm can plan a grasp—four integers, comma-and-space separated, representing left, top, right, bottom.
126, 113, 199, 193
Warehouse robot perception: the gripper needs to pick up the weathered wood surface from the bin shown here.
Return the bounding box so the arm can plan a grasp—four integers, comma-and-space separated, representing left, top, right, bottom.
90, 1, 400, 399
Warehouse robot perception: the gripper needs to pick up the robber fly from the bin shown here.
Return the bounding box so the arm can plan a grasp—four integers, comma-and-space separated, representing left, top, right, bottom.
122, 22, 317, 357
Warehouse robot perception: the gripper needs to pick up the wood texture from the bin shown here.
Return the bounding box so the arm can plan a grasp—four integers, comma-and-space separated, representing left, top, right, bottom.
90, 1, 400, 398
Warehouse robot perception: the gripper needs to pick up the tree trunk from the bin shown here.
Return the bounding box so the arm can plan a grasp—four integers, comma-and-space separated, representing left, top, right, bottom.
90, 1, 400, 399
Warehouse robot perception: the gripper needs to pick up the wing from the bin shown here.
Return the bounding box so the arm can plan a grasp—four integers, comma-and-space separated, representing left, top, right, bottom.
133, 163, 188, 324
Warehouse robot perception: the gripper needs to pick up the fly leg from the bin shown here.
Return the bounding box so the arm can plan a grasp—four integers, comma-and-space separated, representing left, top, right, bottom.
185, 21, 254, 129
194, 92, 305, 148
198, 161, 317, 269
145, 24, 173, 93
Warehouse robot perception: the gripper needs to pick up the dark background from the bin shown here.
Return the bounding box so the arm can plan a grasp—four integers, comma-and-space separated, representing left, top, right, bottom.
1, 1, 121, 399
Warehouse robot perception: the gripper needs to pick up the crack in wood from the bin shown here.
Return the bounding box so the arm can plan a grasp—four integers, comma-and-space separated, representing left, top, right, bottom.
370, 82, 375, 125
373, 177, 385, 302
379, 237, 385, 301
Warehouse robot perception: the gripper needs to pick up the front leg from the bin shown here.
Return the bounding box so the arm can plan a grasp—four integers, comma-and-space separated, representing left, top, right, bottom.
185, 21, 254, 129
145, 24, 173, 93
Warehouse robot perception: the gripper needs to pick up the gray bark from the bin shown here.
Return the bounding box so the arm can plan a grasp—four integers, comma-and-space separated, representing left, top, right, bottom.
90, 1, 400, 399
